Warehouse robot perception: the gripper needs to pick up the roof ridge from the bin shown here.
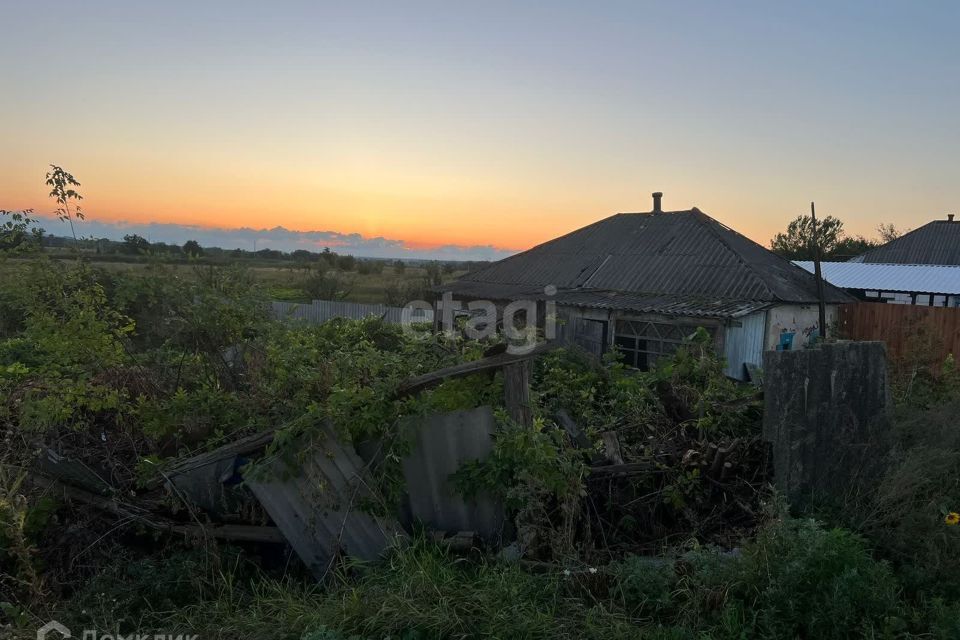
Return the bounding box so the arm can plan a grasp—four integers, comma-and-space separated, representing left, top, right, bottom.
688, 211, 778, 299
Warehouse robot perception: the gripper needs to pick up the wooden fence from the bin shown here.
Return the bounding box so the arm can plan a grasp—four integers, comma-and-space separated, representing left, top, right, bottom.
837, 302, 960, 367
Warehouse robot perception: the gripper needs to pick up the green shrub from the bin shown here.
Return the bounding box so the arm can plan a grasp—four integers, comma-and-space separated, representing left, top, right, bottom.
681, 516, 904, 639
827, 396, 960, 600
612, 556, 677, 617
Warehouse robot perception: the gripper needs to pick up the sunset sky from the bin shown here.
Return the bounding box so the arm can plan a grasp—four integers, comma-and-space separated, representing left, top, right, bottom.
3, 1, 959, 259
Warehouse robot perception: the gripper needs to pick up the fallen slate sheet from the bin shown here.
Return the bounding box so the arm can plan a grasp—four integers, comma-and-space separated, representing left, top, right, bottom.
401, 406, 504, 540
246, 423, 407, 577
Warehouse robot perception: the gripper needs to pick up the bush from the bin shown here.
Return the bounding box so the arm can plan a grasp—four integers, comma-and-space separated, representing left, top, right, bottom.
613, 556, 677, 617
679, 516, 904, 639
836, 396, 960, 599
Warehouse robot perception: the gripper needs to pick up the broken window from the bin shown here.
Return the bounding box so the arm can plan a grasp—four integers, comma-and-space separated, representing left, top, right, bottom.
614, 319, 714, 370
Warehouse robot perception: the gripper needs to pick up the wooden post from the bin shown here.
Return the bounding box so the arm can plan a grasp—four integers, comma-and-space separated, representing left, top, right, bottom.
810, 201, 828, 340
503, 360, 532, 428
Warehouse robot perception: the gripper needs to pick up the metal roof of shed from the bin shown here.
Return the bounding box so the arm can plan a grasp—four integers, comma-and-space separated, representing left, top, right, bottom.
794, 261, 960, 295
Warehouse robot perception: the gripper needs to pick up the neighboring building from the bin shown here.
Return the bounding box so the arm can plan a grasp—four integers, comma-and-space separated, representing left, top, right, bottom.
851, 214, 960, 265
439, 193, 852, 380
794, 261, 960, 308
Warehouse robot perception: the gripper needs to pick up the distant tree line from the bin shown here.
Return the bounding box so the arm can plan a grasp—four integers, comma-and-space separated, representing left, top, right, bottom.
37, 232, 487, 273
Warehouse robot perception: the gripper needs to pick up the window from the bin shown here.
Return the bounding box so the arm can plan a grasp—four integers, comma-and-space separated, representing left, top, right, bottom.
614, 319, 714, 370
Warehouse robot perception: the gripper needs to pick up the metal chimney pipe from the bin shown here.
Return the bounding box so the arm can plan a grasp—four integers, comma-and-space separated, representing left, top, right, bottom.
652, 192, 663, 214
949, 213, 955, 221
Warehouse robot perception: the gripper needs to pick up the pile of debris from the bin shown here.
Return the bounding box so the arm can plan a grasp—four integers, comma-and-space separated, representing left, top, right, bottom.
28, 343, 770, 578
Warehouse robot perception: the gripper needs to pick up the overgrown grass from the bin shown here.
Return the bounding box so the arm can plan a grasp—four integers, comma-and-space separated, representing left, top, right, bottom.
44, 513, 960, 640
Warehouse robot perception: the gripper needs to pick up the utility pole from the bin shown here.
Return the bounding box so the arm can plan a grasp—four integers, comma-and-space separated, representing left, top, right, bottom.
810, 201, 828, 341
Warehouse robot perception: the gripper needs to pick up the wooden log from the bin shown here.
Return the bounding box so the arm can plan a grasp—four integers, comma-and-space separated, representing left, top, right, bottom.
503, 360, 533, 428
705, 443, 719, 465
709, 438, 742, 478
396, 343, 554, 397
30, 474, 285, 543
709, 447, 729, 477
720, 461, 734, 482
587, 461, 656, 479
600, 431, 624, 465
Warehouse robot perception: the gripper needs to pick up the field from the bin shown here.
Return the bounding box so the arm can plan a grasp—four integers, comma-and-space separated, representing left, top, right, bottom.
5, 252, 470, 304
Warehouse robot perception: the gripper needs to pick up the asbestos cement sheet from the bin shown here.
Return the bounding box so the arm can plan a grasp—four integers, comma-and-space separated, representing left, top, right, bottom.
246, 424, 407, 577
401, 406, 504, 540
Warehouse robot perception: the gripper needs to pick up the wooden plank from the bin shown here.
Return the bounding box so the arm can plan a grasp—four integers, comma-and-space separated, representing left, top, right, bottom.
503, 360, 532, 428
144, 429, 276, 489
396, 342, 554, 397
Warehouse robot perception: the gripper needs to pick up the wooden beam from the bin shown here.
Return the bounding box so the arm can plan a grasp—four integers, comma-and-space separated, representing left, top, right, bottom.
30, 474, 286, 543
396, 342, 554, 397
503, 360, 532, 428
143, 429, 276, 489
587, 461, 657, 479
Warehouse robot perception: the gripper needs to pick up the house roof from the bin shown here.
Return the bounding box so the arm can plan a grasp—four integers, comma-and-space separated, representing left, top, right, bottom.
441, 206, 851, 317
851, 217, 960, 265
794, 261, 960, 296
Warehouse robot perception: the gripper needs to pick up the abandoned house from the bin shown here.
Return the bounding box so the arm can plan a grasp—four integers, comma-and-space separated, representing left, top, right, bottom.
794, 261, 960, 308
850, 213, 960, 266
438, 193, 852, 380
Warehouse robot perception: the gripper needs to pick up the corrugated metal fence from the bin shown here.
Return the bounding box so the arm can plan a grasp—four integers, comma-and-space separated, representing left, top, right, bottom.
271, 299, 433, 325
837, 302, 960, 366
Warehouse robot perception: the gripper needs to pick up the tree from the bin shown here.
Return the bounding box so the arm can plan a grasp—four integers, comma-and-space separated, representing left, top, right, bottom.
291, 249, 316, 263
183, 240, 204, 257
336, 254, 356, 271
876, 223, 902, 243
45, 165, 84, 249
0, 209, 42, 252
770, 215, 906, 260
383, 278, 431, 306
123, 234, 150, 254
303, 271, 351, 300
770, 215, 845, 260
424, 261, 443, 286
833, 235, 877, 259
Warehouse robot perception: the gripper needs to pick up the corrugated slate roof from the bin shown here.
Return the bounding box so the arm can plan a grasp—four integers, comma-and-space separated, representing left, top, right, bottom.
551, 290, 771, 318
851, 218, 960, 265
443, 208, 850, 314
794, 261, 960, 295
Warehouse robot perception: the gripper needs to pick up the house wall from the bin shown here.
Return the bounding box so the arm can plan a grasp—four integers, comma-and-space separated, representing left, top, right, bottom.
764, 304, 838, 351
554, 304, 612, 356
722, 311, 767, 380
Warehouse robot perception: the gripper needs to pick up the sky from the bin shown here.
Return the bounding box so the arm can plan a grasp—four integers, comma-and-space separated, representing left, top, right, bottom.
2, 1, 959, 260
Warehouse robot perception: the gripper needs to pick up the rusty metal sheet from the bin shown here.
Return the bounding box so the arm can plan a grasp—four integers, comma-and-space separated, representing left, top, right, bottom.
401, 406, 504, 540
246, 424, 407, 577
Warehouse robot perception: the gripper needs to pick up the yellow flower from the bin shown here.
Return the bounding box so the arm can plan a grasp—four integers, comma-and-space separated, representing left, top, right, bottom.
946, 512, 960, 526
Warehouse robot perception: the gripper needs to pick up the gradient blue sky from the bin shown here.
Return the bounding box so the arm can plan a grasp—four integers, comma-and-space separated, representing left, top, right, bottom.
2, 1, 959, 259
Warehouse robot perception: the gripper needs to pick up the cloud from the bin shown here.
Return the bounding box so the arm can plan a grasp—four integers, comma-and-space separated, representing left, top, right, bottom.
28, 216, 514, 262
